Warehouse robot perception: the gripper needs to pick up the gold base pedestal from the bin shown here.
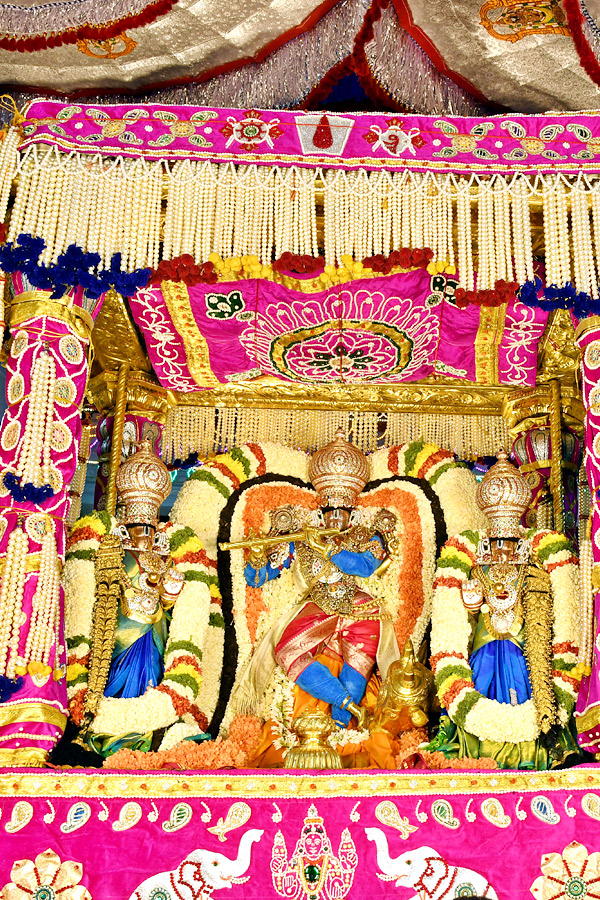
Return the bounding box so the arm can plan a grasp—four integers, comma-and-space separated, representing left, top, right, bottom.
284, 710, 342, 770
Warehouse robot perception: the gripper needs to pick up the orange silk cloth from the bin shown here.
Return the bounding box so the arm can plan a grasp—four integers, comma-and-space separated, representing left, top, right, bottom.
249, 653, 400, 769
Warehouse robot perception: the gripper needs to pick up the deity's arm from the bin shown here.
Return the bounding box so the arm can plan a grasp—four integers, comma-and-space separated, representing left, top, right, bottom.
244, 542, 295, 588
330, 534, 385, 578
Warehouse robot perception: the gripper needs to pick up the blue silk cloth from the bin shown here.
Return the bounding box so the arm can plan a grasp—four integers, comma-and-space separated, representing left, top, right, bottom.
470, 639, 532, 704
244, 537, 383, 587
103, 549, 169, 700
104, 628, 164, 699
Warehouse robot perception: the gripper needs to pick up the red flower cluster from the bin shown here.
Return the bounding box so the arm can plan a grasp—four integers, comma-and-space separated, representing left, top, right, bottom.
272, 252, 325, 275
151, 254, 218, 285
363, 247, 434, 273
454, 279, 518, 309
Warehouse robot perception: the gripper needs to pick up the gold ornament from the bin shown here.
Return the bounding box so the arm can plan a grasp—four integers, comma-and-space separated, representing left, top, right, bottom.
308, 428, 369, 508
371, 640, 433, 737
116, 439, 172, 527
284, 709, 342, 770
476, 450, 532, 537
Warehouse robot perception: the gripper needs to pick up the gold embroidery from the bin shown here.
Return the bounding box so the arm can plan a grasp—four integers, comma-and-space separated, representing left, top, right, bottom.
161, 280, 220, 388
480, 0, 569, 43
0, 748, 47, 767
3, 768, 600, 798
475, 303, 507, 385
0, 703, 66, 730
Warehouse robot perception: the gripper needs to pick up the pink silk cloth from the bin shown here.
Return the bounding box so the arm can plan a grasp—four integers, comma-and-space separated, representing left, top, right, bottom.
275, 597, 381, 683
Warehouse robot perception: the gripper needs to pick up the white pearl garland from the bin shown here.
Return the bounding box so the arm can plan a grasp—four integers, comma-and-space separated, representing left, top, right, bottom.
0, 521, 28, 679
23, 526, 60, 669
16, 346, 56, 489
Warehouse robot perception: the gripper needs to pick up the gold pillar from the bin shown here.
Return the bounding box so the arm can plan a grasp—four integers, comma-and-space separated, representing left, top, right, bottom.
105, 363, 130, 517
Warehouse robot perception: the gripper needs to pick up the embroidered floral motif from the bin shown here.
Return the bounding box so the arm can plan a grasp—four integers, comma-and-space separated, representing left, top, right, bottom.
432, 121, 497, 159
148, 110, 217, 148
77, 33, 137, 58
531, 842, 600, 900
0, 848, 92, 900
221, 110, 283, 152
501, 121, 566, 160
80, 108, 150, 145
364, 118, 426, 157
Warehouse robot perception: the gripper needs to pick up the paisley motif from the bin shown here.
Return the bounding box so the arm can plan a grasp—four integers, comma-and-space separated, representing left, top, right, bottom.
208, 802, 252, 841
1, 420, 20, 452
112, 801, 143, 831
582, 792, 600, 821
530, 795, 560, 825
431, 799, 460, 829
161, 802, 193, 832
60, 801, 92, 833
5, 801, 34, 832
374, 800, 418, 838
480, 797, 511, 828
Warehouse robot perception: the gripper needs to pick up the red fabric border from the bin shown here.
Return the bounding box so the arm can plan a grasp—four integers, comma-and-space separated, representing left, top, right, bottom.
1, 0, 341, 97
0, 0, 176, 52
390, 0, 490, 104
563, 0, 600, 87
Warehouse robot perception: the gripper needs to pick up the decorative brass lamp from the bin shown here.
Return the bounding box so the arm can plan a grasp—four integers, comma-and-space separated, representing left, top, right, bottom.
285, 709, 342, 770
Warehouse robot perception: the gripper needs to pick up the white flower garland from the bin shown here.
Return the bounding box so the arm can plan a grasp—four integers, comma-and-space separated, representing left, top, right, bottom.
63, 513, 211, 741
431, 530, 581, 745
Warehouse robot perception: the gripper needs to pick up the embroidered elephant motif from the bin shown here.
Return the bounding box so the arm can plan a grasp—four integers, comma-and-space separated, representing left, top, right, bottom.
129, 828, 263, 900
365, 831, 498, 900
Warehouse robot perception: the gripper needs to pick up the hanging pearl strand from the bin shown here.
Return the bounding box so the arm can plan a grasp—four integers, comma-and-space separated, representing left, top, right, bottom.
309, 169, 318, 259
494, 176, 513, 283
23, 527, 60, 670
591, 183, 600, 292
542, 175, 558, 287
323, 170, 335, 267
579, 527, 594, 675
511, 176, 529, 286
0, 520, 28, 679
8, 156, 33, 242
40, 157, 64, 265
16, 347, 54, 489
391, 172, 402, 251
556, 176, 571, 288
401, 173, 411, 249
456, 178, 472, 290
572, 180, 596, 298
0, 126, 20, 229
25, 151, 48, 241
477, 181, 492, 290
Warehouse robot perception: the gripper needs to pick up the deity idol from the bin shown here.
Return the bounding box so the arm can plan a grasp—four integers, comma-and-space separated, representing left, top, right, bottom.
69, 440, 192, 756
232, 430, 400, 733
430, 451, 581, 769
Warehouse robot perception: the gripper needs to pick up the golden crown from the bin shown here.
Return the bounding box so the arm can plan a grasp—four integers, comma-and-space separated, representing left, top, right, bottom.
308, 428, 369, 508
116, 439, 172, 527
476, 450, 532, 538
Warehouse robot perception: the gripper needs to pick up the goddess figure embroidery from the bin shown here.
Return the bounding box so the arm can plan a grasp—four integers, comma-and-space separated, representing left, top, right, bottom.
271, 804, 358, 900
231, 430, 401, 732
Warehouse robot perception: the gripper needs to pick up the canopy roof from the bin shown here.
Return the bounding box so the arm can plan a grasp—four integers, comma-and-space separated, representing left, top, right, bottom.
3, 0, 600, 114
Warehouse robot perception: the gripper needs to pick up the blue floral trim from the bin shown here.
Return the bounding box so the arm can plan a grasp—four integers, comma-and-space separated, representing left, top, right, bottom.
0, 233, 151, 300
518, 276, 600, 319
3, 472, 54, 503
0, 675, 24, 702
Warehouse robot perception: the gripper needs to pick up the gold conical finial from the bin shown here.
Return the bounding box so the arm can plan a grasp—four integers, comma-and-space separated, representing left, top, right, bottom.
308, 428, 369, 508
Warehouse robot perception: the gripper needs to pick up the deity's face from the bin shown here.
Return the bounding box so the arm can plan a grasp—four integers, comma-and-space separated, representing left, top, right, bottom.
303, 830, 324, 858
126, 523, 156, 550
490, 538, 517, 563
322, 508, 351, 531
